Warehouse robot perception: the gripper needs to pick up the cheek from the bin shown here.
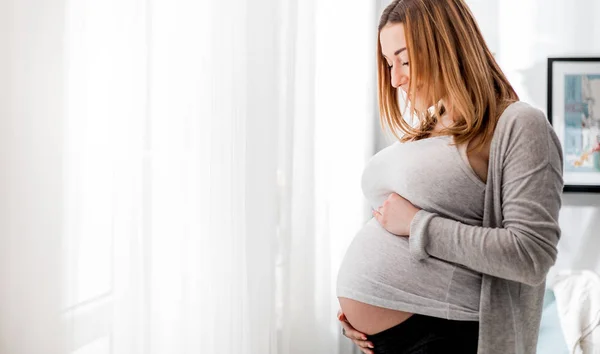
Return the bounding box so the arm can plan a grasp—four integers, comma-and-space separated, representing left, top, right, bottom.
401, 67, 411, 81
400, 71, 411, 90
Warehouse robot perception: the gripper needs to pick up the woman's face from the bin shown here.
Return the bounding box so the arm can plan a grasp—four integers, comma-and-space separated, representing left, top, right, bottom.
379, 22, 428, 111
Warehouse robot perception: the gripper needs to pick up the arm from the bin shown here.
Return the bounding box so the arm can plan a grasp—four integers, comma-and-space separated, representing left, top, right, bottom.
409, 110, 564, 286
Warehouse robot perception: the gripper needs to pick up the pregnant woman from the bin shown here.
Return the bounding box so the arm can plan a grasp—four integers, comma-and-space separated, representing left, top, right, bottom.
336, 1, 564, 353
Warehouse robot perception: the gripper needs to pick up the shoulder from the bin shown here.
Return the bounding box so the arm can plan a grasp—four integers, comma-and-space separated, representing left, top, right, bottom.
495, 101, 549, 137
492, 101, 563, 171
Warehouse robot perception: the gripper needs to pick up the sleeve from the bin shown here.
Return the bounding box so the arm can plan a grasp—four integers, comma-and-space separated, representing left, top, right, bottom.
408, 109, 564, 286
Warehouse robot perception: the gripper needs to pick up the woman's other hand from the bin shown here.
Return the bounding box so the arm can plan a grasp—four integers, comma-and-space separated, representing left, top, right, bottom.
373, 192, 420, 237
337, 309, 375, 354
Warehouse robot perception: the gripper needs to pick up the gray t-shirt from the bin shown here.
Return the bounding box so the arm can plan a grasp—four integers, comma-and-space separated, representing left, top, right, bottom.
336, 134, 484, 321
337, 102, 564, 353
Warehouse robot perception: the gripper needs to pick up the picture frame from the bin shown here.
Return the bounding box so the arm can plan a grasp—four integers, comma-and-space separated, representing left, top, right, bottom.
547, 57, 600, 193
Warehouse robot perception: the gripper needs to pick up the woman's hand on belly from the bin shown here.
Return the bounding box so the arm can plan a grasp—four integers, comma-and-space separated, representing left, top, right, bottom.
337, 309, 375, 354
373, 192, 420, 237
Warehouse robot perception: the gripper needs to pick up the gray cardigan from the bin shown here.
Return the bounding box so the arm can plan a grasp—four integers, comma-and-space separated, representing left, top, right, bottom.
409, 101, 564, 354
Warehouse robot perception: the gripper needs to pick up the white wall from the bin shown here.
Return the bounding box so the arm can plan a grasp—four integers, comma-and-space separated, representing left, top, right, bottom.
466, 0, 600, 277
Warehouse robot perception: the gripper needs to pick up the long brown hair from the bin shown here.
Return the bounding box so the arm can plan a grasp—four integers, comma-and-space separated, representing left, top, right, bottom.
377, 0, 518, 150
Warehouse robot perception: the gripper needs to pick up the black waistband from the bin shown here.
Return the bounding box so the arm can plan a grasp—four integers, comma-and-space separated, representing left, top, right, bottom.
365, 314, 479, 354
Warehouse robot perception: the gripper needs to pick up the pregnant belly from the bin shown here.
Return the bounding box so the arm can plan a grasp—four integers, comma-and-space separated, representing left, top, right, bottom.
336, 218, 481, 334
338, 297, 414, 335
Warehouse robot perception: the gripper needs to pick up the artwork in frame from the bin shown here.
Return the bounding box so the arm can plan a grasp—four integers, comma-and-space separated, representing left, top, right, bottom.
547, 57, 600, 193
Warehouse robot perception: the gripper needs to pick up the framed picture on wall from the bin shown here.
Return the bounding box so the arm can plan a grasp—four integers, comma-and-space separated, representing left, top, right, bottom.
548, 57, 600, 193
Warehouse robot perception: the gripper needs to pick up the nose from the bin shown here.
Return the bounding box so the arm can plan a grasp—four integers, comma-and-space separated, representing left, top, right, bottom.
390, 66, 408, 89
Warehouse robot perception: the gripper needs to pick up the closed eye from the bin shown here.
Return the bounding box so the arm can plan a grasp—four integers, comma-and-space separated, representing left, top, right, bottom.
388, 62, 409, 69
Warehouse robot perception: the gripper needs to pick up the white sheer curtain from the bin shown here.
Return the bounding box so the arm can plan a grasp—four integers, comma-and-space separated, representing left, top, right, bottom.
0, 0, 375, 353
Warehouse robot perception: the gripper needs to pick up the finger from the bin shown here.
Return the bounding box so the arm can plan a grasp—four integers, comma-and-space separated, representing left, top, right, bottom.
375, 208, 384, 220
353, 338, 375, 349
337, 310, 346, 322
352, 340, 374, 354
340, 321, 368, 341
